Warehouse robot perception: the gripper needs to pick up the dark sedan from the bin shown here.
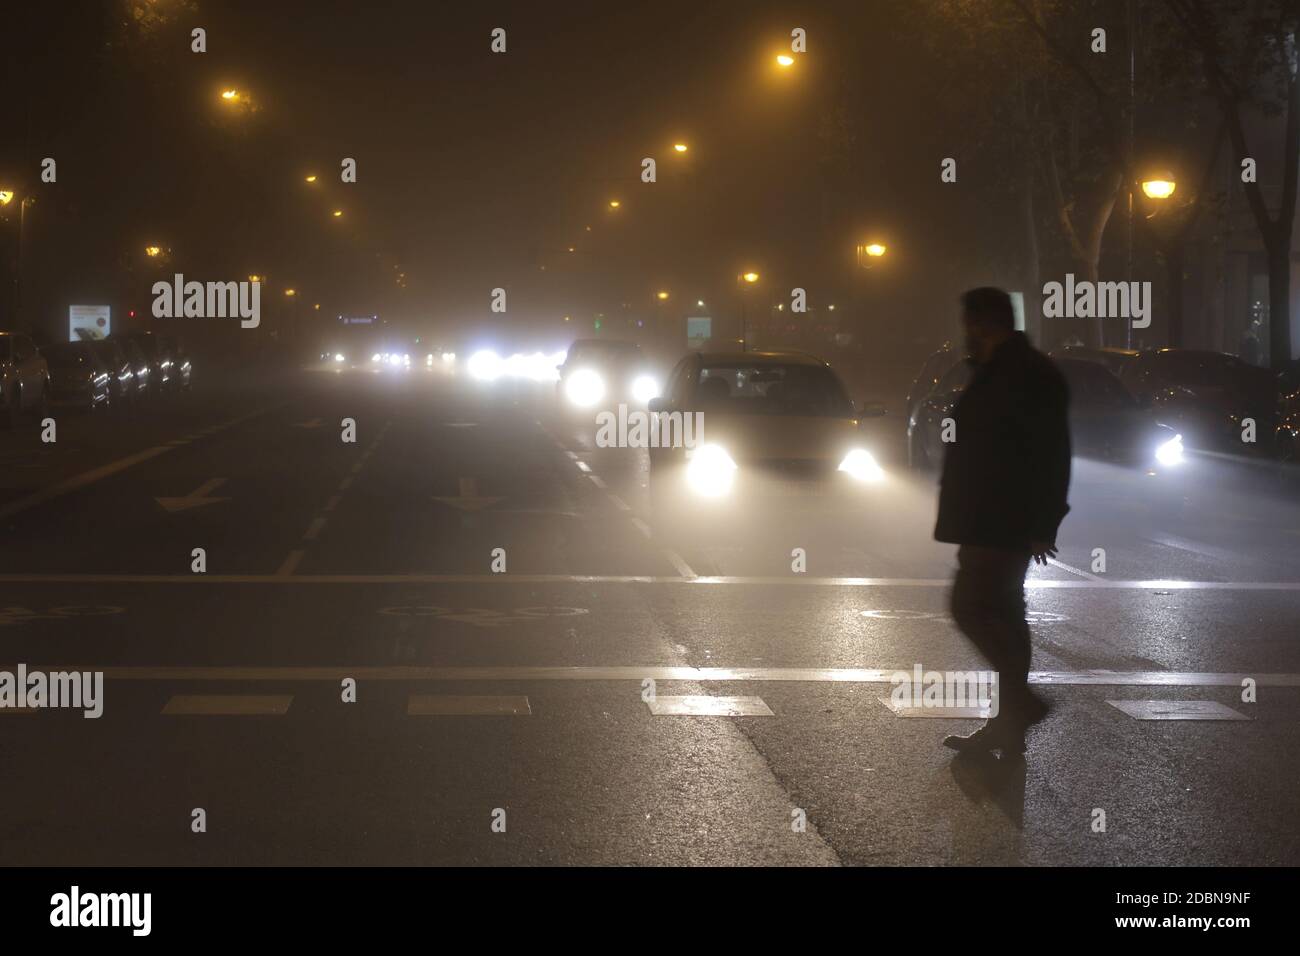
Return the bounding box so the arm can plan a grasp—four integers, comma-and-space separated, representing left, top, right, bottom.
908, 355, 1184, 472
89, 339, 137, 407
43, 342, 112, 411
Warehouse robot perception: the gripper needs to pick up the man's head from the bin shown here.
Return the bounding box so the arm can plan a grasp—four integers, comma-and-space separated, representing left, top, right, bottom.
960, 287, 1015, 364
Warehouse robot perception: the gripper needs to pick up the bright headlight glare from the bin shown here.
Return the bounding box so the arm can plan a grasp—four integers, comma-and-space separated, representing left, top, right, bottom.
838, 448, 885, 482
685, 443, 737, 497
565, 368, 605, 407
371, 353, 381, 362
334, 353, 345, 363
1155, 434, 1184, 466
631, 374, 660, 404
467, 349, 502, 381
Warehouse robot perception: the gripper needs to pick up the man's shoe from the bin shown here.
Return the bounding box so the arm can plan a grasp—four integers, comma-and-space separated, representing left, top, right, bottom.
944, 722, 1026, 755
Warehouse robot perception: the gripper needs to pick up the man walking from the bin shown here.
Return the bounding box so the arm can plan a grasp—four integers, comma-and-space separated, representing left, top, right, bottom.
935, 288, 1071, 756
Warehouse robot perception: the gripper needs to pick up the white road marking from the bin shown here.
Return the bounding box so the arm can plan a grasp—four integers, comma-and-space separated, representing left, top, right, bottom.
1106, 700, 1251, 720
664, 550, 696, 579
3, 573, 1300, 590
15, 665, 1297, 687
575, 460, 591, 473
162, 694, 293, 716
155, 477, 229, 513
588, 474, 607, 489
608, 494, 631, 512
879, 697, 993, 719
302, 516, 327, 541
1047, 557, 1106, 582
647, 695, 774, 716
0, 445, 171, 520
275, 550, 305, 577
630, 518, 653, 538
407, 695, 532, 715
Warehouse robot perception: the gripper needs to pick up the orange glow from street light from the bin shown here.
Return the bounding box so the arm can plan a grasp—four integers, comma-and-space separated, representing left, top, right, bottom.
305, 174, 318, 183
284, 288, 297, 297
608, 200, 621, 209
1142, 179, 1176, 199
864, 242, 887, 257
332, 209, 343, 218
657, 291, 669, 300
0, 190, 14, 206
742, 272, 760, 283
776, 54, 795, 68
673, 143, 688, 153
144, 245, 162, 258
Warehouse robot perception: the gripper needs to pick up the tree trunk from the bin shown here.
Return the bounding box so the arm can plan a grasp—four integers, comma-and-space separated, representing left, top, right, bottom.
1267, 241, 1291, 368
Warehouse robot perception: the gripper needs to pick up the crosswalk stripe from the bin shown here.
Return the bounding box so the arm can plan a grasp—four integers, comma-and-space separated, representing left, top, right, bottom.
407, 694, 531, 715
647, 695, 774, 716
1106, 700, 1251, 721
162, 695, 293, 715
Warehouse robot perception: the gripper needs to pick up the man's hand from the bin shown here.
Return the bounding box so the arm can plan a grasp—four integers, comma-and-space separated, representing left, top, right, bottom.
1029, 540, 1058, 566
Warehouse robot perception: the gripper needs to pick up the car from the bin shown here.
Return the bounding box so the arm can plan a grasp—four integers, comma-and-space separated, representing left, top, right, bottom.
903, 343, 960, 427
88, 339, 138, 407
557, 339, 661, 410
646, 350, 888, 511
1117, 348, 1278, 455
114, 332, 175, 394
0, 331, 51, 428
43, 342, 112, 412
160, 336, 192, 390
117, 339, 153, 397
908, 354, 1185, 472
1052, 345, 1139, 378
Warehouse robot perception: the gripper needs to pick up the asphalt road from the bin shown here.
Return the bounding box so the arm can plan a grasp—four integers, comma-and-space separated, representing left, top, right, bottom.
1, 364, 1297, 866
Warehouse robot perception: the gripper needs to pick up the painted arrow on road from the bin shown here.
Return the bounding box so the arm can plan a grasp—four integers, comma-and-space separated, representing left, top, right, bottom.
433, 477, 502, 512
156, 478, 230, 513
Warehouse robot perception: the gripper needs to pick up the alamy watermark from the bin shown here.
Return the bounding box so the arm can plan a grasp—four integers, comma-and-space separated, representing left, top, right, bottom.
595, 404, 703, 449
0, 663, 103, 718
152, 273, 260, 328
1042, 273, 1151, 329
889, 664, 999, 715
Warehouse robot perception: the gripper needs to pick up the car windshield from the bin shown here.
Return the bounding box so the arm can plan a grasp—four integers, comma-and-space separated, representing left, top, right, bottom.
695, 363, 855, 417
567, 341, 642, 365
44, 345, 94, 369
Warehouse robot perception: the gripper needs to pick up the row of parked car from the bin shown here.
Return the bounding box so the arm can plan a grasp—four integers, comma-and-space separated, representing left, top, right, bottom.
905, 344, 1300, 467
0, 330, 192, 428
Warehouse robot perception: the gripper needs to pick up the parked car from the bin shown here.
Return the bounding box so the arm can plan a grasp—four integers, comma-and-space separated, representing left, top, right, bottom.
1117, 348, 1278, 455
0, 331, 50, 427
1052, 345, 1138, 378
903, 343, 959, 427
43, 342, 112, 412
89, 339, 137, 407
114, 332, 174, 394
160, 335, 192, 390
117, 339, 153, 397
908, 354, 1184, 472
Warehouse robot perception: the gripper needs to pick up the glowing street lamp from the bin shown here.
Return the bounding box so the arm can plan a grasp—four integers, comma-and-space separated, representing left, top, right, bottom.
304, 174, 318, 183
864, 242, 887, 257
144, 245, 162, 258
249, 274, 263, 283
608, 199, 621, 209
673, 143, 689, 153
284, 288, 297, 297
331, 209, 343, 218
776, 54, 795, 68
742, 271, 760, 284
0, 190, 13, 206
1142, 177, 1177, 200
656, 291, 670, 300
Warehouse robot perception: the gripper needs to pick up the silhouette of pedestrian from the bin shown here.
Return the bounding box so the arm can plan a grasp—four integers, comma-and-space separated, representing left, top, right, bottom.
935, 288, 1071, 756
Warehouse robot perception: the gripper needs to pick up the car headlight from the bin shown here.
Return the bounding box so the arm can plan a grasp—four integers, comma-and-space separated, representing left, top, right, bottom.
631, 374, 660, 404
371, 353, 381, 363
837, 448, 885, 482
685, 443, 737, 497
1155, 433, 1184, 466
467, 349, 502, 381
334, 353, 345, 363
565, 368, 606, 407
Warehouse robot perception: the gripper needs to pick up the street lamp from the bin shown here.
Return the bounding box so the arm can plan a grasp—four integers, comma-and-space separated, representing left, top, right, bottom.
742, 271, 759, 284
284, 288, 297, 297
0, 190, 13, 206
144, 245, 162, 258
1141, 176, 1176, 200
673, 143, 689, 153
331, 209, 343, 218
656, 290, 670, 300
304, 174, 318, 184
776, 54, 795, 68
608, 199, 621, 209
